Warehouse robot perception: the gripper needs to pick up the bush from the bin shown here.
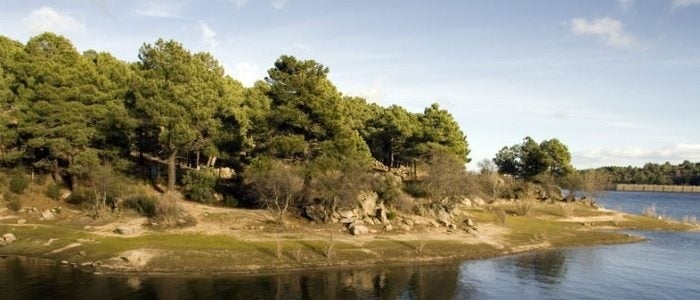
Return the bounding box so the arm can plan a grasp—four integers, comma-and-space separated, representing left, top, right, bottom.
494, 207, 507, 224
122, 195, 157, 218
182, 168, 217, 204
65, 188, 91, 205
403, 181, 428, 198
151, 194, 196, 227
8, 169, 29, 194
514, 199, 537, 216
45, 184, 62, 200
224, 195, 238, 208
5, 192, 21, 211
373, 174, 401, 204
642, 204, 657, 217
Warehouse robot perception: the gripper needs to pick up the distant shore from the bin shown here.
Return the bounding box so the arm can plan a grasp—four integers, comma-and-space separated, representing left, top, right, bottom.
614, 184, 700, 193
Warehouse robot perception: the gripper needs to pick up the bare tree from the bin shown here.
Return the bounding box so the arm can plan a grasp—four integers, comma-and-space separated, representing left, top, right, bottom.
421, 151, 469, 211
245, 158, 304, 226
580, 170, 609, 206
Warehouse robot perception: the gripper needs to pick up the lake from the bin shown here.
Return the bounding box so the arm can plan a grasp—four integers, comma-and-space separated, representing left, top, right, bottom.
1, 191, 699, 299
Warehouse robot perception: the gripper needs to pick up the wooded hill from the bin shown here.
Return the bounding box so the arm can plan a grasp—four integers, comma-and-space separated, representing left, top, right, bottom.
596, 161, 700, 186
0, 33, 470, 217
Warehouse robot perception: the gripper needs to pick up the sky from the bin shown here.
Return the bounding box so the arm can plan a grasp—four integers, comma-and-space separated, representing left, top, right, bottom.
1, 0, 699, 170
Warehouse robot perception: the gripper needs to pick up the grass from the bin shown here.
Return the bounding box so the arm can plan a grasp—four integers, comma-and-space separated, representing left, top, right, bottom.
1, 196, 695, 275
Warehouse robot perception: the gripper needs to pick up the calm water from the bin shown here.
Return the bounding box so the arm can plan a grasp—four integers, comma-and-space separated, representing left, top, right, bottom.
1, 192, 699, 300
598, 191, 700, 220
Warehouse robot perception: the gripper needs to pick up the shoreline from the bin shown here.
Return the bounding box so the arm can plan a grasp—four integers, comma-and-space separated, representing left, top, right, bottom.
1, 201, 695, 277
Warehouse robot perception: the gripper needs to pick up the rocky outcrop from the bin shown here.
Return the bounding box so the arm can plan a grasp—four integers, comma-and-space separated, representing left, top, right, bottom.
304, 205, 329, 223
349, 224, 369, 236
41, 210, 56, 220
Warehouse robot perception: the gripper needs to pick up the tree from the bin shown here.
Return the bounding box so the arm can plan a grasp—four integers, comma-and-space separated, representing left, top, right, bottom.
415, 103, 470, 163
245, 158, 304, 225
421, 151, 469, 211
580, 169, 609, 205
493, 136, 573, 181
132, 39, 229, 192
0, 36, 24, 165
365, 105, 419, 169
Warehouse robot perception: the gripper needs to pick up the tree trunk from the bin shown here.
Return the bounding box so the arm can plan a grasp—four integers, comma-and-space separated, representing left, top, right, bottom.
167, 149, 177, 192
195, 151, 200, 169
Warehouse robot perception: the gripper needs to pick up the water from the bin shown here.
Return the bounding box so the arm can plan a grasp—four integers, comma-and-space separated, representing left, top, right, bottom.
598, 191, 700, 220
1, 192, 699, 299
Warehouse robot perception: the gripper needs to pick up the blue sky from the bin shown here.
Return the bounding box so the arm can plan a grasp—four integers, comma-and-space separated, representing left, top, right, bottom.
1, 0, 699, 169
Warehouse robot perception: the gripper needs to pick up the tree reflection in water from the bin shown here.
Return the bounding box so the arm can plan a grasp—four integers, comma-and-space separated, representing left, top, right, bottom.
1, 256, 464, 299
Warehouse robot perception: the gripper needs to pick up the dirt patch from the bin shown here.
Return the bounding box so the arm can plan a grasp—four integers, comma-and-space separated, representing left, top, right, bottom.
104, 249, 159, 269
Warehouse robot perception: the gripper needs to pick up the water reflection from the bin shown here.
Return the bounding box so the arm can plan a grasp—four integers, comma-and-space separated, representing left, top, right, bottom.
512, 251, 567, 285
0, 257, 462, 300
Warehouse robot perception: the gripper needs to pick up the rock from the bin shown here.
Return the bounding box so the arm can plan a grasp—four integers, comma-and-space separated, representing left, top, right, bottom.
436, 209, 452, 226
304, 205, 329, 223
61, 260, 69, 265
402, 218, 414, 227
363, 217, 375, 225
369, 229, 378, 234
400, 224, 412, 231
78, 250, 87, 257
2, 233, 16, 243
176, 218, 187, 225
384, 224, 393, 231
340, 218, 354, 224
465, 218, 475, 228
113, 226, 135, 235
350, 224, 369, 236
357, 191, 379, 216
60, 192, 72, 200
376, 203, 389, 224
216, 167, 235, 179
447, 224, 457, 231
472, 197, 486, 206
338, 210, 354, 219
17, 219, 26, 225
461, 198, 473, 207
80, 262, 93, 267
41, 210, 56, 221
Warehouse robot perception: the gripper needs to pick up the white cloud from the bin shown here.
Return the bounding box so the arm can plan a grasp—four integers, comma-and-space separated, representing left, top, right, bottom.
349, 76, 388, 103
575, 144, 700, 167
271, 0, 288, 9
23, 6, 86, 34
569, 17, 639, 49
672, 0, 700, 8
198, 21, 218, 49
133, 1, 182, 18
229, 62, 262, 87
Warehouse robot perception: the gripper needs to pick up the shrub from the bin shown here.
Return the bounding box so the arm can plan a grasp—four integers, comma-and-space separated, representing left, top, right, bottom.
514, 199, 537, 216
373, 174, 401, 204
403, 181, 428, 198
182, 168, 217, 204
386, 211, 397, 220
494, 207, 507, 225
65, 188, 92, 205
560, 203, 575, 218
224, 195, 239, 208
151, 194, 196, 227
45, 184, 62, 200
122, 195, 157, 218
8, 169, 29, 194
5, 192, 21, 211
642, 204, 657, 218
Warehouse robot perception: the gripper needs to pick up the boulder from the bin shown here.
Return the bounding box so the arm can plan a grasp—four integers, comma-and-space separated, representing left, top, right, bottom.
363, 217, 375, 225
340, 218, 354, 224
16, 219, 26, 225
2, 233, 16, 243
61, 192, 72, 200
465, 218, 475, 228
41, 210, 56, 221
357, 191, 379, 216
216, 167, 235, 179
460, 198, 473, 207
376, 203, 389, 224
350, 224, 369, 236
472, 197, 486, 206
384, 224, 393, 231
304, 205, 329, 223
402, 218, 414, 227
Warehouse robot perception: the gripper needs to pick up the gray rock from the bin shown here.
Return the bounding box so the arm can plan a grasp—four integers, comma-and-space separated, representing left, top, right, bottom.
41, 210, 56, 221
357, 191, 379, 216
16, 219, 26, 225
363, 217, 375, 225
78, 250, 87, 257
340, 218, 354, 224
376, 203, 389, 224
2, 233, 16, 243
304, 205, 329, 223
350, 224, 369, 236
384, 224, 393, 231
402, 218, 414, 227
61, 260, 69, 265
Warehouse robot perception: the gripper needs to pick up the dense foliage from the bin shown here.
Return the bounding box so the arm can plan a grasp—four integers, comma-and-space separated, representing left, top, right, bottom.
493, 137, 574, 180
0, 33, 471, 215
596, 161, 700, 185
